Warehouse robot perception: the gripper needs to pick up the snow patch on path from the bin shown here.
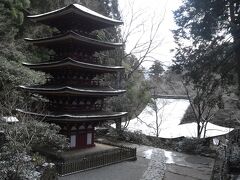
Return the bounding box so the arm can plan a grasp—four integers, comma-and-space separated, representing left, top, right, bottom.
164, 151, 175, 164
143, 149, 153, 159
140, 149, 166, 180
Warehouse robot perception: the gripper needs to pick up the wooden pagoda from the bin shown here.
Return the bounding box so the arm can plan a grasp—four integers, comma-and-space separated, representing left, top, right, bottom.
19, 4, 127, 149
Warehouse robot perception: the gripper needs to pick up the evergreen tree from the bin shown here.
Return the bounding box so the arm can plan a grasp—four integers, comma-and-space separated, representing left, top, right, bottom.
0, 1, 69, 178
149, 61, 164, 80
173, 0, 240, 93
172, 0, 240, 137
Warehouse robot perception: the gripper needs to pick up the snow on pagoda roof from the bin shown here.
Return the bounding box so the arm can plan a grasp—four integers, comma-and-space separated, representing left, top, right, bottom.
22, 57, 124, 73
27, 4, 123, 31
19, 85, 126, 96
24, 31, 122, 51
17, 109, 127, 122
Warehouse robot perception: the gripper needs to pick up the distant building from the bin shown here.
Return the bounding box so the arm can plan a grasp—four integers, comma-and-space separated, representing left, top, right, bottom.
0, 116, 18, 147
0, 116, 19, 123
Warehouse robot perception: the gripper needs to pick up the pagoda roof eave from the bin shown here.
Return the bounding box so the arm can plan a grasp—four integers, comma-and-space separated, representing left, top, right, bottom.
24, 31, 122, 51
22, 57, 124, 73
17, 109, 127, 122
19, 85, 126, 96
27, 4, 123, 30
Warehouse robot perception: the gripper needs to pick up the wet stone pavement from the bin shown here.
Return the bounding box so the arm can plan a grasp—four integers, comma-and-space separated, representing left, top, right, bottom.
58, 144, 215, 180
163, 150, 215, 180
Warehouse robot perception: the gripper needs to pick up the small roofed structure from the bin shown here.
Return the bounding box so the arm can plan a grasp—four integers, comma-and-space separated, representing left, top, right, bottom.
0, 116, 19, 123
19, 3, 127, 149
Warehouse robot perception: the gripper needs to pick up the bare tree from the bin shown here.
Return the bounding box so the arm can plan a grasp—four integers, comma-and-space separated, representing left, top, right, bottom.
111, 1, 167, 135
182, 81, 223, 138
119, 0, 165, 79
135, 97, 170, 137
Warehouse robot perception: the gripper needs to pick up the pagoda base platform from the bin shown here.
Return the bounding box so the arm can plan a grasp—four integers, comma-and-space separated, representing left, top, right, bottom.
36, 142, 137, 176
58, 143, 117, 161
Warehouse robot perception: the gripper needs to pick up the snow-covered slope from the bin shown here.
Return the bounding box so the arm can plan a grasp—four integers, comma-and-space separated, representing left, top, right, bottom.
126, 98, 233, 138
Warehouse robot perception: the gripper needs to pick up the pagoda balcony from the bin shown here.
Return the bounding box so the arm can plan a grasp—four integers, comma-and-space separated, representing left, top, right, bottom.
52, 30, 99, 42
46, 79, 103, 87
48, 103, 104, 113
47, 97, 105, 112
52, 56, 99, 64
49, 54, 100, 64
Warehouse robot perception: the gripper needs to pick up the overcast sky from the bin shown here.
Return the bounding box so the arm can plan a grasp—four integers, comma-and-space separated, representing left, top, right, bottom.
118, 0, 182, 69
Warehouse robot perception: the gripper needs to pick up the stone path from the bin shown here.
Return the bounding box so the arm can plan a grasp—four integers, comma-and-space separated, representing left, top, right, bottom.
58, 143, 215, 180
163, 150, 215, 180
58, 144, 153, 180
140, 148, 166, 180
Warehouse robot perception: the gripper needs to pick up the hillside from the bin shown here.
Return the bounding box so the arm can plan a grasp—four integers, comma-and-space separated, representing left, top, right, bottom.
181, 93, 240, 128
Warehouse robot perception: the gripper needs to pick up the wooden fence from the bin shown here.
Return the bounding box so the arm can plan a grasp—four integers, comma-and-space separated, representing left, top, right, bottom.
56, 145, 136, 176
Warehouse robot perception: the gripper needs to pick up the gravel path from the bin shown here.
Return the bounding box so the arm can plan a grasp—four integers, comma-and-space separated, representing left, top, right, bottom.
140, 148, 166, 180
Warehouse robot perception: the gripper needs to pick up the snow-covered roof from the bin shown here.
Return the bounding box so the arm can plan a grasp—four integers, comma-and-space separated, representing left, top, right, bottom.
17, 109, 127, 122
22, 57, 124, 73
24, 31, 122, 51
27, 4, 123, 31
19, 85, 126, 96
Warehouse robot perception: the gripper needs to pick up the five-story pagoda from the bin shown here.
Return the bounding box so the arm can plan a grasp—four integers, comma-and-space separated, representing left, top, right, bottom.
18, 4, 127, 149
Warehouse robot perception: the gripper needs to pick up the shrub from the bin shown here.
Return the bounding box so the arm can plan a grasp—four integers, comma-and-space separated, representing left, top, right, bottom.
175, 138, 210, 154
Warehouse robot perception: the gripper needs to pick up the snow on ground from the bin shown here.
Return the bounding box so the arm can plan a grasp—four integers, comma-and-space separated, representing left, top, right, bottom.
143, 149, 153, 159
140, 149, 166, 180
160, 122, 233, 138
164, 151, 174, 164
125, 98, 233, 138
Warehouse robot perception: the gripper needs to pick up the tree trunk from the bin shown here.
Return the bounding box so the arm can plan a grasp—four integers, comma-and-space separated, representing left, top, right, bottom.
155, 108, 159, 137
203, 122, 208, 138
236, 39, 240, 94
115, 118, 122, 136
197, 123, 201, 138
